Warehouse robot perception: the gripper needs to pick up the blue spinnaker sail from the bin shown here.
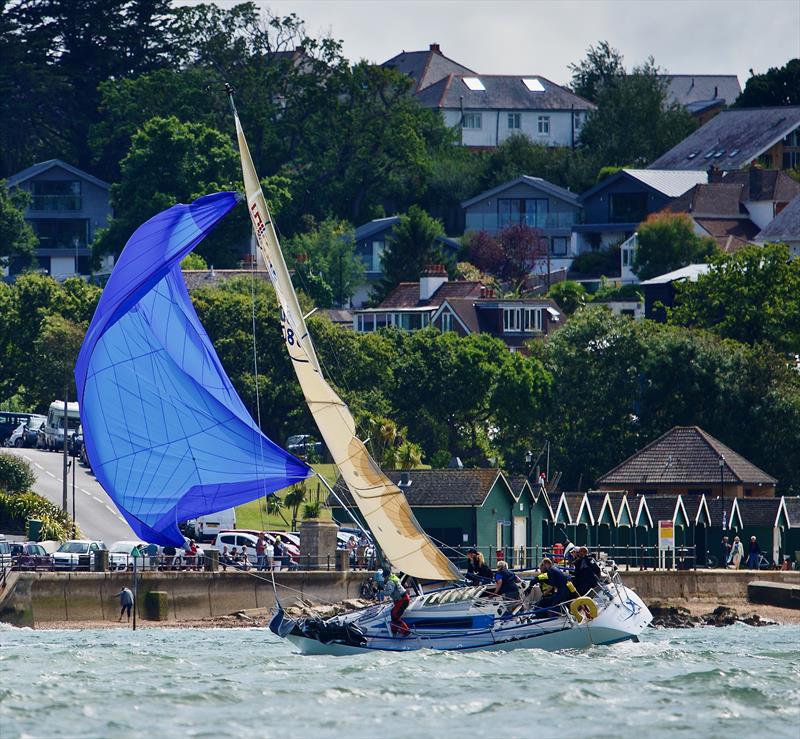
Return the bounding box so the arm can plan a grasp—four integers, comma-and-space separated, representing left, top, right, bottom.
75, 192, 311, 545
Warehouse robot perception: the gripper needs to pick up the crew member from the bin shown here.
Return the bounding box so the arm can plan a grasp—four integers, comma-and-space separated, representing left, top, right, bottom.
572, 546, 602, 595
465, 549, 493, 584
534, 557, 577, 612
383, 567, 411, 636
493, 560, 522, 600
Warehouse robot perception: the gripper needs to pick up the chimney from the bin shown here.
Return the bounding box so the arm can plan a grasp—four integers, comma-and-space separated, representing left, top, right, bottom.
707, 165, 724, 183
429, 43, 441, 53
479, 285, 487, 298
399, 471, 411, 487
749, 166, 760, 198
713, 85, 718, 98
420, 264, 448, 301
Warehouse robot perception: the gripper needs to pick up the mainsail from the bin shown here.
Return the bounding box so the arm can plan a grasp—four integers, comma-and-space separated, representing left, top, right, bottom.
75, 192, 312, 546
231, 100, 461, 581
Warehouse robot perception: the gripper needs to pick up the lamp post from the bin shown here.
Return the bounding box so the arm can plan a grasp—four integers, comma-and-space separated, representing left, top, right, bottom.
719, 454, 725, 527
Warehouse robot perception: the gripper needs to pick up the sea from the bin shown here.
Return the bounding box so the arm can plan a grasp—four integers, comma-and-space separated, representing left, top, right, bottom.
1, 624, 799, 739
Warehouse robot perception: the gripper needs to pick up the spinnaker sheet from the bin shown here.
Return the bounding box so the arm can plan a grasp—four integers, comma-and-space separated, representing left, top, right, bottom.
75, 192, 311, 545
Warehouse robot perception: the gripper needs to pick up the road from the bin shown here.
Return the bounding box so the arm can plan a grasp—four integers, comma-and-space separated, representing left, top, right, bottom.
7, 447, 134, 544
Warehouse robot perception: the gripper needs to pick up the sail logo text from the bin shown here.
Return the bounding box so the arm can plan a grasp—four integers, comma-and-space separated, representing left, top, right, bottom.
250, 203, 267, 238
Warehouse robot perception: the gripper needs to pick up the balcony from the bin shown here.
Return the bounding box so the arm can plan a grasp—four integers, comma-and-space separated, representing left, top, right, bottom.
29, 195, 82, 212
465, 211, 579, 233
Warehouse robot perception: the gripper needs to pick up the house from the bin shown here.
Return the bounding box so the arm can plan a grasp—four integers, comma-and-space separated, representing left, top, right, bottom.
595, 426, 777, 498
755, 193, 800, 258
639, 263, 710, 321
648, 106, 800, 171
5, 159, 113, 279
659, 74, 741, 125
181, 268, 271, 291
351, 216, 461, 307
461, 175, 582, 271
353, 265, 564, 350
575, 169, 707, 254
384, 44, 594, 149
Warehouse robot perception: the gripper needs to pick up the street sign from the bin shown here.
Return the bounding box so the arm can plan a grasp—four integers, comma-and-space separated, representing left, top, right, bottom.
658, 520, 674, 550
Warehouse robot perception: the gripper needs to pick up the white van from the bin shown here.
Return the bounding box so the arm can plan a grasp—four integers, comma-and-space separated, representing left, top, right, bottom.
184, 508, 236, 542
44, 400, 80, 451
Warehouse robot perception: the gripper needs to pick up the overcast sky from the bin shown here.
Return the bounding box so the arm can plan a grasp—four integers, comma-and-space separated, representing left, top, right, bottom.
243, 0, 800, 88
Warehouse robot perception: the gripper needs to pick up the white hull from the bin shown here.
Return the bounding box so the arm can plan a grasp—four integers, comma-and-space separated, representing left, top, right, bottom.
273, 582, 652, 655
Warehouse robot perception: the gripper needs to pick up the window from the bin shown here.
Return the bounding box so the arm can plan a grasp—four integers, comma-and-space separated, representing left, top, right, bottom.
783, 151, 800, 169
503, 308, 521, 332
537, 116, 550, 135
523, 308, 542, 332
609, 192, 648, 224
498, 198, 548, 228
32, 219, 89, 249
356, 314, 375, 332
551, 237, 568, 256
507, 113, 521, 129
462, 112, 482, 129
783, 129, 800, 147
573, 112, 583, 130
30, 181, 81, 211
440, 312, 453, 332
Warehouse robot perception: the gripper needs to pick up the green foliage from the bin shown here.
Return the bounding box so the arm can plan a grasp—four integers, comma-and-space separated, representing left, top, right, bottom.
568, 41, 625, 103
571, 245, 621, 276
33, 314, 86, 408
596, 166, 624, 184
302, 501, 322, 519
286, 219, 363, 307
0, 490, 79, 540
668, 243, 800, 354
0, 452, 36, 494
633, 213, 716, 280
578, 57, 697, 167
181, 252, 209, 270
547, 281, 587, 315
0, 181, 37, 264
591, 281, 644, 302
430, 450, 451, 469
373, 206, 451, 302
733, 59, 800, 108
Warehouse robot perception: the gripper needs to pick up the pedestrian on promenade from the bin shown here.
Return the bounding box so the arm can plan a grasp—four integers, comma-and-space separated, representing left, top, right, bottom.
747, 536, 760, 569
256, 533, 267, 571
729, 536, 744, 569
720, 536, 731, 569
273, 536, 285, 571
239, 543, 250, 570
347, 536, 357, 569
357, 531, 369, 569
114, 587, 134, 622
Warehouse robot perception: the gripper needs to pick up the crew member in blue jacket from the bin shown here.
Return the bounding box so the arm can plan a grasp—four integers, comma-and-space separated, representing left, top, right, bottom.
534, 557, 577, 611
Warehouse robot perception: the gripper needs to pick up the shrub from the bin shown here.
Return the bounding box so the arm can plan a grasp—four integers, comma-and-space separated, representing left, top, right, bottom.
0, 490, 78, 540
430, 450, 451, 468
547, 281, 587, 315
302, 501, 322, 519
0, 451, 36, 494
571, 245, 620, 276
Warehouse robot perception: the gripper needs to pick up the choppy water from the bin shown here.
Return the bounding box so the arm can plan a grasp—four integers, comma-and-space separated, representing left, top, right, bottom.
1, 624, 799, 739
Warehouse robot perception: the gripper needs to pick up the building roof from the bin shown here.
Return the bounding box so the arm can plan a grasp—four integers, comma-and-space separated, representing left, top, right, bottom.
694, 218, 760, 252
666, 183, 747, 217
461, 175, 580, 209
721, 169, 800, 203
659, 75, 741, 108
756, 193, 800, 243
322, 309, 353, 325
734, 498, 784, 527
328, 468, 505, 507
639, 264, 710, 285
382, 44, 475, 93
581, 169, 707, 201
416, 73, 595, 111
181, 269, 270, 291
648, 106, 800, 171
785, 497, 800, 526
8, 158, 110, 191
378, 280, 484, 309
596, 426, 777, 487
434, 297, 480, 334
354, 216, 400, 242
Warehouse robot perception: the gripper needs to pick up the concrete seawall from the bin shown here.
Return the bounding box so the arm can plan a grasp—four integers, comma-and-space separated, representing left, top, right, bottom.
1, 569, 799, 627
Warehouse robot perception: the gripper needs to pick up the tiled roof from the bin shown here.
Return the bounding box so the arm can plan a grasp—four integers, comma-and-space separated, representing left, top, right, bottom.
666, 183, 747, 216
378, 280, 483, 309
355, 216, 400, 242
693, 218, 760, 252
322, 309, 353, 325
505, 475, 529, 498
563, 493, 586, 522
756, 194, 800, 243
382, 46, 475, 92
327, 468, 504, 507
659, 75, 741, 108
182, 269, 270, 291
642, 496, 682, 523
706, 497, 739, 528
8, 158, 110, 190
596, 426, 777, 486
649, 106, 800, 171
416, 73, 595, 111
734, 498, 783, 527
721, 169, 800, 202
436, 297, 480, 334
785, 497, 800, 526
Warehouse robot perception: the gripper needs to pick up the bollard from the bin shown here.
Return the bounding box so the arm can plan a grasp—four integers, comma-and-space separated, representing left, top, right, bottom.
93, 549, 109, 572
335, 549, 350, 571
205, 549, 219, 572
144, 591, 169, 621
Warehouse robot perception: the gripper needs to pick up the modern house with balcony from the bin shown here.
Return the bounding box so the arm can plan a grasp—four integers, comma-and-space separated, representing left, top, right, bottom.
352, 216, 460, 307
6, 159, 112, 279
461, 176, 581, 271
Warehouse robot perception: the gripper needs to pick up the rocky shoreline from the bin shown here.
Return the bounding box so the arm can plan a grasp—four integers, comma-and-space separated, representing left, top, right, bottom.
649, 604, 779, 628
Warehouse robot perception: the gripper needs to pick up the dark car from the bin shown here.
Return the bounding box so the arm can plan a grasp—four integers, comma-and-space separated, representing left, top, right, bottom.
69, 424, 84, 457
11, 542, 54, 571
24, 417, 46, 448
0, 411, 34, 444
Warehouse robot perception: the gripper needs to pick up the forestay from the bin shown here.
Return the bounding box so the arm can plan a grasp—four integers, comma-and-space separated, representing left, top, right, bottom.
75, 192, 311, 546
232, 109, 460, 582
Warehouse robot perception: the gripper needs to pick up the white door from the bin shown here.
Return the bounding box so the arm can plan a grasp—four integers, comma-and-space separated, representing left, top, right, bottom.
513, 516, 527, 568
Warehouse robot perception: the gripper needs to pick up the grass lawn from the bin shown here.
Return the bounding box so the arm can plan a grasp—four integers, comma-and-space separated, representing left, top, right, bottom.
235, 463, 337, 532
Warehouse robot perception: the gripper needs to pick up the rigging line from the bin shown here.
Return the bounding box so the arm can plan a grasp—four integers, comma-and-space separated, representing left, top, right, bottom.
316, 472, 370, 537
249, 233, 268, 531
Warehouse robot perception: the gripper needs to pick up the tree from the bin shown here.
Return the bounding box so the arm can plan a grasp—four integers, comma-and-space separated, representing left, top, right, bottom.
34, 314, 85, 411
547, 281, 587, 315
180, 252, 208, 270
465, 231, 505, 276
92, 116, 247, 267
668, 243, 800, 354
633, 213, 716, 280
286, 219, 363, 308
497, 224, 548, 288
372, 206, 452, 302
578, 58, 697, 167
733, 59, 800, 108
0, 181, 37, 266
568, 40, 625, 103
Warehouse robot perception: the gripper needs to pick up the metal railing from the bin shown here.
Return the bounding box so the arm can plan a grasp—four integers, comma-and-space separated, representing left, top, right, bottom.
29, 195, 82, 211
465, 212, 579, 232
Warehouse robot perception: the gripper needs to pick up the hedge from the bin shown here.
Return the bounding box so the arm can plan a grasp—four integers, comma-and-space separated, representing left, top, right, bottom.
0, 451, 36, 495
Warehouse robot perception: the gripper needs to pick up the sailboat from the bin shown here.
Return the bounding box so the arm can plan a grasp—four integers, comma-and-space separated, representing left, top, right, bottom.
227, 89, 653, 653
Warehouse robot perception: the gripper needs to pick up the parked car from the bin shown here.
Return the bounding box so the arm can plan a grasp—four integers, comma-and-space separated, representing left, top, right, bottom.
52, 540, 107, 571
10, 542, 54, 571
213, 530, 299, 567
181, 509, 236, 543
108, 540, 148, 571
0, 411, 37, 444
4, 421, 26, 447
286, 434, 324, 460
0, 536, 12, 569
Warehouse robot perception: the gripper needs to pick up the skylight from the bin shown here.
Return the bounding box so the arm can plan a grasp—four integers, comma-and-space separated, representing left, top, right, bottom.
713, 150, 725, 158
729, 149, 740, 157
523, 78, 545, 92
463, 77, 485, 91
687, 151, 698, 159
